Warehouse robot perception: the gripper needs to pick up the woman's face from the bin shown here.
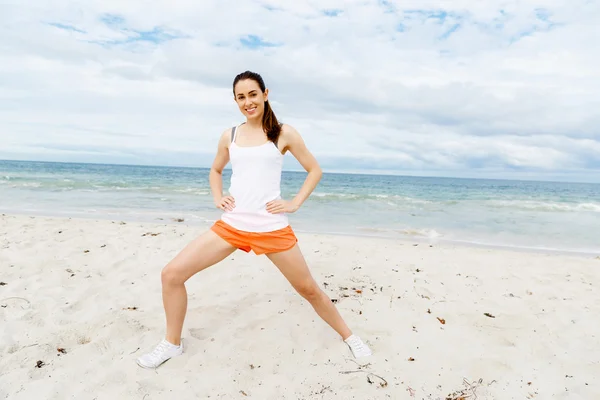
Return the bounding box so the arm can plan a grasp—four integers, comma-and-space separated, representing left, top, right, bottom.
234, 79, 269, 121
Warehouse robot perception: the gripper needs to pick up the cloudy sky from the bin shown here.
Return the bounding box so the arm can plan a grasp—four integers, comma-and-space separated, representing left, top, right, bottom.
1, 0, 599, 182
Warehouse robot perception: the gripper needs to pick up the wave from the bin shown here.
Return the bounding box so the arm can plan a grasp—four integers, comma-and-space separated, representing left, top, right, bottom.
310, 192, 433, 205
17, 182, 42, 188
486, 200, 600, 213
2, 179, 212, 195
358, 226, 442, 238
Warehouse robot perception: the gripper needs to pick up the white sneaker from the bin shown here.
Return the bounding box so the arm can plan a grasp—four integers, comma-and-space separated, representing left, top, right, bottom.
344, 334, 372, 358
136, 339, 183, 369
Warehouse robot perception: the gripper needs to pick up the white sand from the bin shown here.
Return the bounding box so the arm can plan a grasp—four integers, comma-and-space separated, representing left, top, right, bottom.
1, 213, 599, 399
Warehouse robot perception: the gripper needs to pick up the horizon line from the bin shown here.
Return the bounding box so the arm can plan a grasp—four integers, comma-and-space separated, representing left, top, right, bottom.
1, 158, 599, 185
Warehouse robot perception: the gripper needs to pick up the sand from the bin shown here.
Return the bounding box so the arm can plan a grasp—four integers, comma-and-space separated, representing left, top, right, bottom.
1, 213, 599, 399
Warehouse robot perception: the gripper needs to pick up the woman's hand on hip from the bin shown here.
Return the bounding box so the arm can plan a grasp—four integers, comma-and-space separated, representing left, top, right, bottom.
215, 196, 235, 211
266, 199, 299, 214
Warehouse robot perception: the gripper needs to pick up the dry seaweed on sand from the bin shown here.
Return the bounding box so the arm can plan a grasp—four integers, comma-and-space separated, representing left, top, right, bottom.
366, 373, 388, 388
445, 378, 494, 400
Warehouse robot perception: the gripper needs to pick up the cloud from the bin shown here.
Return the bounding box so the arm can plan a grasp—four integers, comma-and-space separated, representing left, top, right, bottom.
0, 0, 599, 182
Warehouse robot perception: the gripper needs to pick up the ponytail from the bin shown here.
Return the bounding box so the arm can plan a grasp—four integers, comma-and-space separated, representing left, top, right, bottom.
262, 100, 282, 143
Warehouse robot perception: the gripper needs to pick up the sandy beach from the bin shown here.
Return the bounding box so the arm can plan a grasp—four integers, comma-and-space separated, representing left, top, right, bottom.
1, 213, 599, 399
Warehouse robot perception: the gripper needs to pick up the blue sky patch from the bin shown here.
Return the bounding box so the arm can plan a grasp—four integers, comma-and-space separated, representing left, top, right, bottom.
262, 4, 282, 12
535, 8, 551, 22
378, 0, 395, 14
48, 23, 86, 34
91, 27, 184, 47
239, 35, 280, 49
92, 14, 185, 46
323, 9, 342, 17
534, 8, 559, 29
439, 23, 461, 39
404, 9, 451, 23
134, 27, 180, 43
100, 14, 126, 28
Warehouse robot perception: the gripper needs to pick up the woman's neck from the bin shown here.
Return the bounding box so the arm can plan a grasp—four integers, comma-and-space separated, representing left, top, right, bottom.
244, 118, 263, 130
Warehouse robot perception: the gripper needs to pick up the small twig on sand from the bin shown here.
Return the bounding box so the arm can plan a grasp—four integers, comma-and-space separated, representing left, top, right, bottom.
129, 347, 140, 354
346, 358, 371, 369
340, 365, 388, 388
413, 287, 431, 300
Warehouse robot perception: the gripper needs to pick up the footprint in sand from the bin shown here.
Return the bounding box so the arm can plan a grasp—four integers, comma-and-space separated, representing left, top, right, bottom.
189, 328, 208, 340
0, 297, 32, 320
92, 337, 112, 354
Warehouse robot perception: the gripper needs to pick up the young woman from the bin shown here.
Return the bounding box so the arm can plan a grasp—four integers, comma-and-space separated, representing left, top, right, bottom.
136, 71, 371, 369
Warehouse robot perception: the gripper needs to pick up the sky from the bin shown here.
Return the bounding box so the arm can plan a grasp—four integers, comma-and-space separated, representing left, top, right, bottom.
1, 0, 599, 182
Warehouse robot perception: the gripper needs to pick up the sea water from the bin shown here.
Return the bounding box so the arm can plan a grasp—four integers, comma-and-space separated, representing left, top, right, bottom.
1, 160, 599, 254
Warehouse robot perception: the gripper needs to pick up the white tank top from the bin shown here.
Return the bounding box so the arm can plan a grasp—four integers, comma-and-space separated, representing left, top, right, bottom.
220, 124, 289, 232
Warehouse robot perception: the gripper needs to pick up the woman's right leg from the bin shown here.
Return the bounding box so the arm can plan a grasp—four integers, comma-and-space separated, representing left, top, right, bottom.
137, 228, 237, 369
161, 229, 237, 345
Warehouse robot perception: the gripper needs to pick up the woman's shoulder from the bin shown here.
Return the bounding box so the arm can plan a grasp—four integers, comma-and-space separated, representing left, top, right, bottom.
280, 123, 301, 138
278, 123, 305, 150
217, 125, 237, 147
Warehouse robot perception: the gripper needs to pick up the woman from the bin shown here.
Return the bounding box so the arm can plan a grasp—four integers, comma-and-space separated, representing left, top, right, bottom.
137, 71, 371, 369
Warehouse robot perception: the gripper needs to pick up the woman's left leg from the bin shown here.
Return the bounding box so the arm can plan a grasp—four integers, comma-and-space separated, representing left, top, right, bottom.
265, 243, 352, 339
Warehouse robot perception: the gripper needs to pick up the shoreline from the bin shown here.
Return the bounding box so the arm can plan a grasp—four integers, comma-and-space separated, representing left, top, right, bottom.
2, 209, 598, 259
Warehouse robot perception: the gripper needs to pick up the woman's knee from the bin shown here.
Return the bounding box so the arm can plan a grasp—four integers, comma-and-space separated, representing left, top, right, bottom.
295, 281, 322, 302
161, 263, 186, 286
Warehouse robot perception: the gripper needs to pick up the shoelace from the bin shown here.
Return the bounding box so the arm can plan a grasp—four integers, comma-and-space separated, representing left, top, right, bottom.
347, 337, 365, 352
148, 340, 171, 361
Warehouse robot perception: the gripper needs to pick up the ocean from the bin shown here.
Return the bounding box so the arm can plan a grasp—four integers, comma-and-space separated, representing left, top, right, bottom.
1, 160, 599, 255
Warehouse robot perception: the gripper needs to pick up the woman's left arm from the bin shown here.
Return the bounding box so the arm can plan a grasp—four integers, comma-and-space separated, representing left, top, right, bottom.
266, 125, 322, 214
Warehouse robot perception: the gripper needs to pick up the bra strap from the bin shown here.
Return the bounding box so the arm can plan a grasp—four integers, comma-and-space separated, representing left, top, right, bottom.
230, 126, 237, 143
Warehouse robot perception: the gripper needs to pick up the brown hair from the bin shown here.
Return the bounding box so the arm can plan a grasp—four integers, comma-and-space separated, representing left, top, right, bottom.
233, 71, 282, 143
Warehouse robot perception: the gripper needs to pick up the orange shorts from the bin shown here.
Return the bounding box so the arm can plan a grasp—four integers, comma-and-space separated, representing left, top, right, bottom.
210, 220, 298, 255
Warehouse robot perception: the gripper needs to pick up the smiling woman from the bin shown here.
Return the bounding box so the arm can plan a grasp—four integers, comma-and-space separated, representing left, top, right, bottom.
232, 70, 281, 144
136, 70, 372, 370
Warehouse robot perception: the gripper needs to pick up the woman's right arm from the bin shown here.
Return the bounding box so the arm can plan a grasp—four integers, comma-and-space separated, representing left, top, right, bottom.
209, 129, 235, 211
